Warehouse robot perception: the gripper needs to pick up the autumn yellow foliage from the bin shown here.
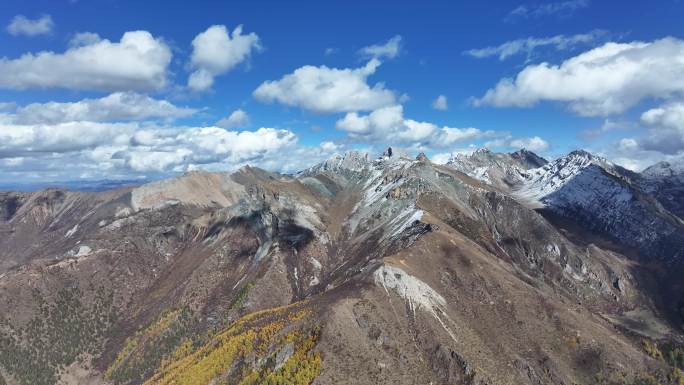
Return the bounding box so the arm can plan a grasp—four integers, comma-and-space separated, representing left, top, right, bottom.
643, 339, 664, 361
105, 307, 194, 384
142, 303, 320, 385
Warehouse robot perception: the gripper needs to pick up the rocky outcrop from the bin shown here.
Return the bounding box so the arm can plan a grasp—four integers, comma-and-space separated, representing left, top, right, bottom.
0, 148, 681, 385
514, 151, 684, 263
639, 160, 684, 219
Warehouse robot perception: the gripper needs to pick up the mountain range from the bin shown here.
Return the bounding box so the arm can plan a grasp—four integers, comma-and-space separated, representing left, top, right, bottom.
0, 148, 683, 385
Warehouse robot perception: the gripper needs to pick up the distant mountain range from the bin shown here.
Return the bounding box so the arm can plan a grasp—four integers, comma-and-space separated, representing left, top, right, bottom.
0, 148, 683, 385
0, 178, 147, 192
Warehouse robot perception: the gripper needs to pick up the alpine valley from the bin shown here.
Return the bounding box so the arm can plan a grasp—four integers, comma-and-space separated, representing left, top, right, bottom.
1, 148, 683, 385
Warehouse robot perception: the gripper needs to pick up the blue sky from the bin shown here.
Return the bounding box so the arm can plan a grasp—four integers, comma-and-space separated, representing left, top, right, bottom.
1, 0, 684, 184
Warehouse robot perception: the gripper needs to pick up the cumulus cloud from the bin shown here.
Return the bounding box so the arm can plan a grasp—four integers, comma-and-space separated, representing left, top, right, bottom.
580, 119, 635, 140
188, 25, 261, 91
475, 38, 684, 116
216, 109, 249, 128
68, 32, 101, 47
430, 153, 453, 165
336, 105, 492, 146
506, 0, 589, 21
0, 31, 172, 91
2, 157, 24, 167
480, 135, 551, 153
599, 137, 684, 171
641, 102, 684, 132
0, 102, 16, 112
0, 120, 300, 174
639, 102, 684, 154
253, 59, 396, 113
588, 101, 684, 167
6, 15, 54, 36
464, 30, 606, 61
0, 121, 135, 156
618, 138, 639, 152
8, 92, 196, 124
358, 35, 402, 60
508, 136, 550, 152
432, 95, 448, 110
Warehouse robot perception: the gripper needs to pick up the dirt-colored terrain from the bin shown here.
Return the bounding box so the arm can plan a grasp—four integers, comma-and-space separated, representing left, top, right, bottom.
0, 151, 682, 385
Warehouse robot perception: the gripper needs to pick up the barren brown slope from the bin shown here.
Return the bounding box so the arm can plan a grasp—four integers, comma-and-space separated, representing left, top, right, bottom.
0, 155, 682, 385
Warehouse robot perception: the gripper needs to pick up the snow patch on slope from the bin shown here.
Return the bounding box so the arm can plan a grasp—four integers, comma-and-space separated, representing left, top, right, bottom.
388, 208, 423, 238
65, 224, 78, 238
514, 150, 617, 204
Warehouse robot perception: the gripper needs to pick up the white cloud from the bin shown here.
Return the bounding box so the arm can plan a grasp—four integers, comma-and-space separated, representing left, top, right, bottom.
253, 59, 396, 113
430, 152, 453, 165
0, 120, 301, 175
0, 102, 16, 112
580, 119, 635, 140
336, 105, 492, 146
639, 102, 684, 154
641, 102, 684, 132
0, 31, 172, 91
0, 121, 135, 156
177, 127, 295, 161
6, 15, 54, 36
508, 136, 550, 152
216, 109, 249, 128
431, 147, 481, 165
3, 157, 24, 167
358, 35, 402, 60
584, 102, 684, 166
464, 30, 606, 61
9, 92, 196, 124
482, 135, 551, 153
598, 138, 684, 171
125, 149, 193, 173
506, 0, 589, 21
475, 38, 684, 116
69, 32, 101, 47
319, 141, 342, 152
188, 25, 261, 91
432, 95, 448, 110
618, 138, 639, 152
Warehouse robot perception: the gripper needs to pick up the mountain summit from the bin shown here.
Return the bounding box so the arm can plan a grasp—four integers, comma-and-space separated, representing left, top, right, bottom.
0, 148, 682, 385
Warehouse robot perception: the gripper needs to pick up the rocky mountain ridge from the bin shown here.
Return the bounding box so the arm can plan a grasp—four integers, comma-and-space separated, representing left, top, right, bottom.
639, 160, 684, 219
0, 147, 682, 385
449, 149, 684, 262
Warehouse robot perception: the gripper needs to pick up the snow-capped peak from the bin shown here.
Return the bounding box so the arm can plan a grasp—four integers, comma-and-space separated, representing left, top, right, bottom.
299, 150, 371, 176
642, 159, 684, 179
444, 148, 546, 189
510, 149, 548, 169
514, 150, 615, 204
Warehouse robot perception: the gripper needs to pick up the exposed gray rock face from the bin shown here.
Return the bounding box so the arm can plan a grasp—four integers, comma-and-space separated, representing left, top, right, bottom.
510, 148, 548, 169
639, 160, 684, 219
0, 192, 28, 222
445, 148, 545, 190
299, 150, 371, 176
446, 149, 684, 263
514, 151, 684, 262
0, 148, 682, 385
274, 342, 295, 370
